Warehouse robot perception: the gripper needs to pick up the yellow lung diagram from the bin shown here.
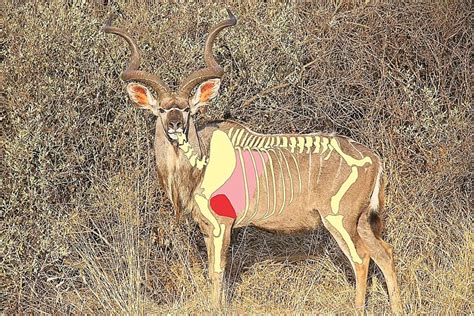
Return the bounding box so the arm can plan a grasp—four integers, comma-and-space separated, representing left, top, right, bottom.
199, 131, 236, 199
177, 129, 373, 266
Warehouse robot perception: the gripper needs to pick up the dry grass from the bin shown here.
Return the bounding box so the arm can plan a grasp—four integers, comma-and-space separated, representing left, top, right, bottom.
2, 1, 472, 314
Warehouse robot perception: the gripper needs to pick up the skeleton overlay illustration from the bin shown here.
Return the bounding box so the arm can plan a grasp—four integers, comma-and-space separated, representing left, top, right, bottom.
177, 128, 373, 270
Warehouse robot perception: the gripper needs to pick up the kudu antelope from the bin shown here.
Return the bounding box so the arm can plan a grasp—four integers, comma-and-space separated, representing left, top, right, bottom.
103, 10, 402, 313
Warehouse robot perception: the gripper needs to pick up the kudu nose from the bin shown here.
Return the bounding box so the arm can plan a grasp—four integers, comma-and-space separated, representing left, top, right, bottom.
168, 121, 182, 131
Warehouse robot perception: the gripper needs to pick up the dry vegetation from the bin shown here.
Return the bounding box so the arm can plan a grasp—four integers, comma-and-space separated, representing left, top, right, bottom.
2, 1, 472, 314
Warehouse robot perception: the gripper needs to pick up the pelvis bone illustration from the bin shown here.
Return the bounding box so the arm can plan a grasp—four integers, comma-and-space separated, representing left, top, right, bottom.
104, 9, 402, 314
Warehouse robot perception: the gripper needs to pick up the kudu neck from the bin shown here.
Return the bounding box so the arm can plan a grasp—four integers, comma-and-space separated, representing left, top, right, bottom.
176, 131, 208, 169
154, 118, 204, 217
152, 115, 206, 170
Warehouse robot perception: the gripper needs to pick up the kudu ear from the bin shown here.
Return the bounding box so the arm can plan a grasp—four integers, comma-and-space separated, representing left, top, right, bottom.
189, 79, 221, 114
126, 83, 159, 115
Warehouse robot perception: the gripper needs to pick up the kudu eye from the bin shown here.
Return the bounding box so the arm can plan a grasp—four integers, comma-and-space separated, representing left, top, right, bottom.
159, 108, 165, 114
183, 108, 190, 113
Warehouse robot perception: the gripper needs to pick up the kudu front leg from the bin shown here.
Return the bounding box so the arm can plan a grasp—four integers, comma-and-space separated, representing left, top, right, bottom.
203, 219, 233, 310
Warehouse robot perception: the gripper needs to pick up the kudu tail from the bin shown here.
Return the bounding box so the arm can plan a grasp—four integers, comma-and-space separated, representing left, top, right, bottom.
367, 164, 385, 238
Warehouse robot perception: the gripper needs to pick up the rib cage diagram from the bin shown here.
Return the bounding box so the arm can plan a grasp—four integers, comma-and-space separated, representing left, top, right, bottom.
177, 126, 374, 265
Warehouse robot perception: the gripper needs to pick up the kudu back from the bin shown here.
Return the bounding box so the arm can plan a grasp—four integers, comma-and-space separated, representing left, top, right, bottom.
103, 9, 402, 313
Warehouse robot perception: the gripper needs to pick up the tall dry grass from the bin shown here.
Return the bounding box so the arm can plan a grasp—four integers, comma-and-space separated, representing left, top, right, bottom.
2, 1, 472, 314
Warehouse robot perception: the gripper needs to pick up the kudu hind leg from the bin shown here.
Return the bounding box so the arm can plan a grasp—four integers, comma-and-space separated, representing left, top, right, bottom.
357, 210, 402, 313
321, 217, 370, 310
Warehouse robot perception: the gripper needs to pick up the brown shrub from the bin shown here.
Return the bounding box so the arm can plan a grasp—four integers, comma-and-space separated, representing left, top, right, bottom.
3, 1, 472, 314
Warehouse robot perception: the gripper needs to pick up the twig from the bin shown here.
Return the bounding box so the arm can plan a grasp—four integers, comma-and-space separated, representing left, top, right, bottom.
243, 83, 290, 107
243, 58, 320, 107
